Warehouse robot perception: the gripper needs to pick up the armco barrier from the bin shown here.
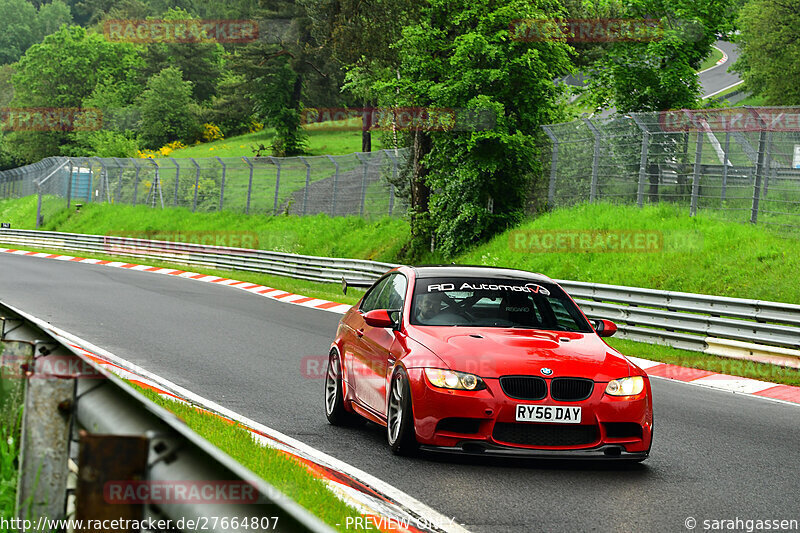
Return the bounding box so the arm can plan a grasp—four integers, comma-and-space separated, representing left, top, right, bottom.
1, 227, 799, 363
1, 299, 335, 532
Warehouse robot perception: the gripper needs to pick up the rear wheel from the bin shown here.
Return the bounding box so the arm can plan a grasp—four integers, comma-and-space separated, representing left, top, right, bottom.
386, 368, 418, 455
325, 349, 362, 426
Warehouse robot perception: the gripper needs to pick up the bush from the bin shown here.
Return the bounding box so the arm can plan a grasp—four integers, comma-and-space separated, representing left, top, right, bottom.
137, 66, 202, 149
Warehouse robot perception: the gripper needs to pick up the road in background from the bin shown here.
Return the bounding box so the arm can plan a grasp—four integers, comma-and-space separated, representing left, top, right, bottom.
1, 253, 797, 532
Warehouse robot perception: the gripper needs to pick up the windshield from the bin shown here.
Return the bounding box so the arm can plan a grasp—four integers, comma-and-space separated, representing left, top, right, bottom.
410, 277, 592, 332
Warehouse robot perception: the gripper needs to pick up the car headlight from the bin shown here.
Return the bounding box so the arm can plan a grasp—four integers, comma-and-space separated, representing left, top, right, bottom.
424, 368, 485, 391
605, 376, 645, 396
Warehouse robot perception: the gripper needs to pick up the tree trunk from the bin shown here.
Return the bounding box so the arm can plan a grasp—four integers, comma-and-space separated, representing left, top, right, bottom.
410, 130, 432, 239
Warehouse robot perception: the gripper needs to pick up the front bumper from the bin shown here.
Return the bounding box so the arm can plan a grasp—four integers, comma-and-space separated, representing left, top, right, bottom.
406, 368, 653, 456
419, 442, 648, 461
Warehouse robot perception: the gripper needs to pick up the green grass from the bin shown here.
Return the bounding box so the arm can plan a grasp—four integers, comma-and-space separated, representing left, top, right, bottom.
606, 338, 800, 386
456, 202, 800, 304
698, 46, 725, 72
134, 387, 372, 532
0, 199, 409, 263
734, 93, 769, 107
168, 121, 384, 159
0, 342, 23, 520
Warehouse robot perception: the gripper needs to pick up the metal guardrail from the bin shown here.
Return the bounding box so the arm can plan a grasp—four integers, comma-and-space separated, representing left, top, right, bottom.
0, 228, 395, 286
557, 280, 800, 353
1, 299, 335, 532
1, 227, 799, 358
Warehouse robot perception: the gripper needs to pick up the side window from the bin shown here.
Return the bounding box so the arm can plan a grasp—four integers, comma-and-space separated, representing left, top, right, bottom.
384, 274, 407, 310
360, 276, 391, 312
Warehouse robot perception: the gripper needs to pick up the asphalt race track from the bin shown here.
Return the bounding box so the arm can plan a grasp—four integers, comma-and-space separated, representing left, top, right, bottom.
2, 253, 799, 532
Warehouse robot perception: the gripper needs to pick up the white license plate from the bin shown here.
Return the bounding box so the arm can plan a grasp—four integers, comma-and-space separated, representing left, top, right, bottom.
515, 405, 582, 424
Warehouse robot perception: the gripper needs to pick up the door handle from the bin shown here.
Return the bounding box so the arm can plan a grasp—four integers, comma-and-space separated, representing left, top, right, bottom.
356, 328, 364, 337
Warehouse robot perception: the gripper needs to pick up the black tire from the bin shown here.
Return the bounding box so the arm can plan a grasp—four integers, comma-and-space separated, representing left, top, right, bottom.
324, 349, 362, 426
386, 368, 419, 456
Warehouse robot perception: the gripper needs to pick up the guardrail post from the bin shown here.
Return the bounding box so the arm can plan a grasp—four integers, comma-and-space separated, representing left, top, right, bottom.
242, 156, 254, 214
270, 156, 281, 215
326, 155, 339, 216
691, 125, 703, 217
631, 115, 650, 208
215, 156, 226, 211
355, 153, 368, 216
746, 107, 766, 224
190, 157, 200, 212
299, 156, 311, 215
721, 130, 731, 203
131, 158, 141, 207
1, 322, 74, 523
541, 125, 558, 206
584, 118, 601, 202
169, 157, 180, 207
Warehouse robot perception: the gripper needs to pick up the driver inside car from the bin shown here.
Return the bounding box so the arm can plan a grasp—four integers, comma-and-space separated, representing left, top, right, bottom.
415, 292, 446, 324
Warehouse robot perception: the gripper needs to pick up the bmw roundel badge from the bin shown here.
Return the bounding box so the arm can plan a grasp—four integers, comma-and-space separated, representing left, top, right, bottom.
540, 367, 553, 376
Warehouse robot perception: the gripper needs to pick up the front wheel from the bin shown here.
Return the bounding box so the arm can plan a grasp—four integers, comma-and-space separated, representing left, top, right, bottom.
325, 349, 362, 426
386, 368, 418, 455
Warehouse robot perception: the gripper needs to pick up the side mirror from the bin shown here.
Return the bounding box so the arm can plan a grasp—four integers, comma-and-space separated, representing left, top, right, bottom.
363, 309, 396, 328
593, 319, 617, 338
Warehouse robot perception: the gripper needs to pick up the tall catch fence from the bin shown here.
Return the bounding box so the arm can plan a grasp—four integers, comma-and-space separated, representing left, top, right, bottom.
0, 149, 409, 227
538, 106, 800, 232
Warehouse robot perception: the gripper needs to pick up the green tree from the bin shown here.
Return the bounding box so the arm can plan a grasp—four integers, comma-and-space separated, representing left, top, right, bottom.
353, 0, 573, 257
732, 0, 800, 104
35, 0, 73, 41
8, 25, 142, 162
0, 0, 38, 65
587, 0, 737, 112
137, 8, 225, 104
136, 66, 201, 148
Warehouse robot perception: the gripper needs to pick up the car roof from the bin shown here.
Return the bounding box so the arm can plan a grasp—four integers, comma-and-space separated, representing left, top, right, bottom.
408, 265, 554, 283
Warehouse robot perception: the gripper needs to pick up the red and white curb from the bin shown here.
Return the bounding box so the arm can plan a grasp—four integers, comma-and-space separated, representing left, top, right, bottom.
697, 45, 728, 75
3, 246, 800, 409
14, 306, 465, 533
628, 357, 800, 406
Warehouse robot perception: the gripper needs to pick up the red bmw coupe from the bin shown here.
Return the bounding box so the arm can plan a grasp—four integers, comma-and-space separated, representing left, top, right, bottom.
325, 265, 653, 460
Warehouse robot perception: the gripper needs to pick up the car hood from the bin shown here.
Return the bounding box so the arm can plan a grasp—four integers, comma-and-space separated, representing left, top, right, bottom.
406, 326, 633, 381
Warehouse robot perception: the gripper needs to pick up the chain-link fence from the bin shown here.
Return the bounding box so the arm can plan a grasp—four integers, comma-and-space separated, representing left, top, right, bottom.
0, 150, 409, 227
539, 107, 800, 232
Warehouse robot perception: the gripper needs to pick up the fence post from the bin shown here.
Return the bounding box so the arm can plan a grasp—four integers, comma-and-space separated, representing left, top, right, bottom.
215, 156, 226, 211
190, 158, 200, 212
66, 160, 74, 209
169, 157, 180, 207
35, 184, 43, 228
631, 115, 650, 208
383, 149, 398, 216
541, 125, 558, 206
92, 157, 105, 203
270, 156, 281, 215
148, 158, 163, 208
690, 125, 703, 217
746, 107, 767, 224
326, 155, 339, 216
114, 158, 124, 205
299, 156, 311, 215
242, 156, 254, 214
355, 153, 368, 216
762, 131, 773, 199
721, 130, 731, 203
131, 158, 140, 207
584, 118, 601, 202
